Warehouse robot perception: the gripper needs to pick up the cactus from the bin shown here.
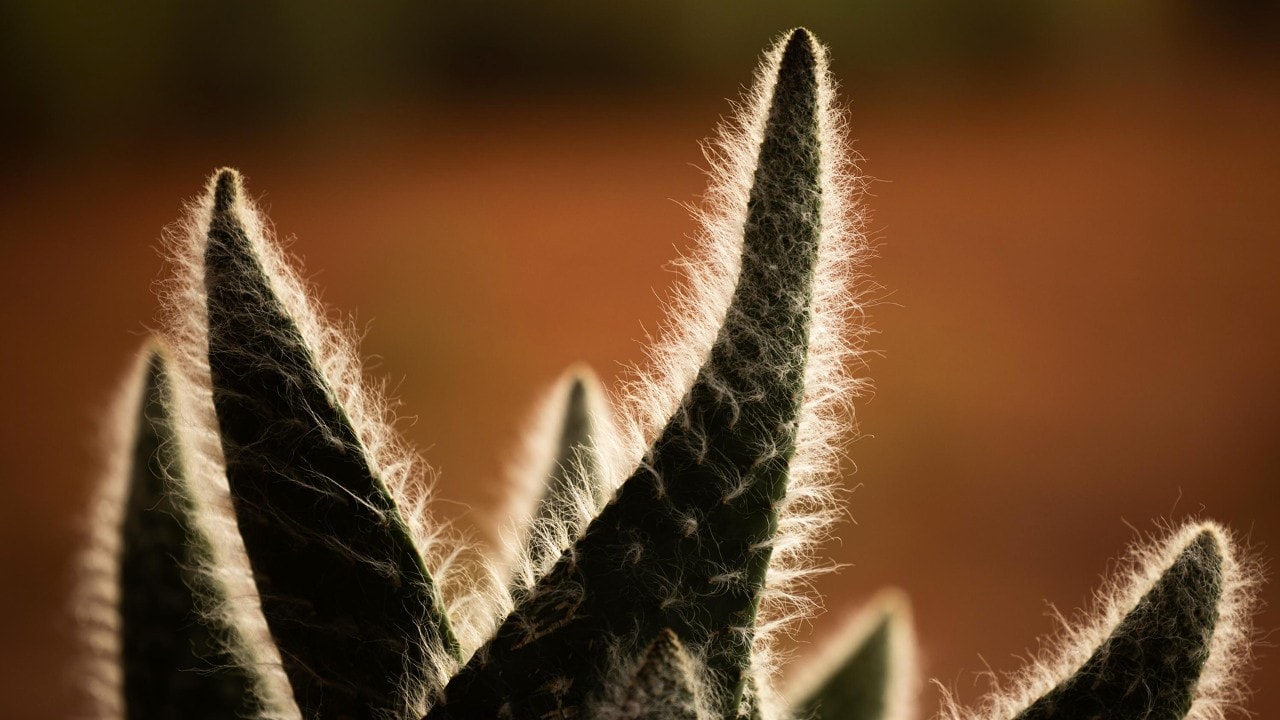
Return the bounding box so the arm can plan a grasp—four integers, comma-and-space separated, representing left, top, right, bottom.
77, 27, 1261, 720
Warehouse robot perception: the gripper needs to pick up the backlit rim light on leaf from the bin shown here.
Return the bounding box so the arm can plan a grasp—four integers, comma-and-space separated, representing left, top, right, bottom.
937, 521, 1261, 720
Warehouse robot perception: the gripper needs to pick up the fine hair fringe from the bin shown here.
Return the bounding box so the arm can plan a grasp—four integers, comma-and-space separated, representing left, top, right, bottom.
607, 29, 872, 685
73, 348, 152, 719
480, 368, 620, 623
155, 170, 468, 715
935, 520, 1264, 720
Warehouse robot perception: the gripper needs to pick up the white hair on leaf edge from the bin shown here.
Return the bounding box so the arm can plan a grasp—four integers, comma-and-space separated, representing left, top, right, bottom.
479, 367, 621, 620
75, 342, 305, 720
155, 169, 467, 715
607, 28, 871, 690
589, 629, 720, 720
154, 177, 307, 719
935, 520, 1263, 720
438, 368, 617, 665
74, 347, 151, 719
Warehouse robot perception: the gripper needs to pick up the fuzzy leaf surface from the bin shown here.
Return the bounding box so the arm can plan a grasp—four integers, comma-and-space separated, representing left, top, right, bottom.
205, 170, 458, 719
525, 374, 607, 575
1014, 530, 1223, 720
120, 350, 255, 718
611, 630, 701, 720
430, 28, 824, 719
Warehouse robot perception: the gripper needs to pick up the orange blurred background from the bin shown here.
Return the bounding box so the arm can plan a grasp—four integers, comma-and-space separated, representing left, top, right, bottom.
1, 3, 1277, 717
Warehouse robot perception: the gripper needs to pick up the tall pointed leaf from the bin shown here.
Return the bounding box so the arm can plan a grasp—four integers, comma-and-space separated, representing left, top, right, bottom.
119, 348, 256, 718
431, 28, 827, 719
204, 169, 458, 718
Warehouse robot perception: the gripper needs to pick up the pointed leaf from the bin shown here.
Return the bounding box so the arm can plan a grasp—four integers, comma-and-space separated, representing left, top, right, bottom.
119, 349, 256, 718
523, 371, 608, 580
799, 618, 889, 720
609, 629, 702, 720
1014, 530, 1223, 719
431, 28, 827, 719
204, 169, 458, 718
789, 593, 915, 720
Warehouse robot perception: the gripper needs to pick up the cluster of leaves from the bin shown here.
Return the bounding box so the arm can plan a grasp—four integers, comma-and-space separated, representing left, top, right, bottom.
77, 28, 1258, 720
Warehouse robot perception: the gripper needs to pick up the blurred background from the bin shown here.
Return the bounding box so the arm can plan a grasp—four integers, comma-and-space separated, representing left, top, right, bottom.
1, 2, 1277, 717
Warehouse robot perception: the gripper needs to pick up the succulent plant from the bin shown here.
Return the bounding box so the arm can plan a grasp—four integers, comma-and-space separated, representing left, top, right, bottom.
77, 28, 1260, 720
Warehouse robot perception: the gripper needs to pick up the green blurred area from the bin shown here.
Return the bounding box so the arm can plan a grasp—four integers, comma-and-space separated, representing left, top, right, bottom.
2, 0, 1277, 147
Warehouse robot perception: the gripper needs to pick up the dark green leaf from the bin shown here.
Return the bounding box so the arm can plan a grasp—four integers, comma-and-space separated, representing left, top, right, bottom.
430, 28, 825, 719
204, 169, 458, 719
119, 348, 255, 718
791, 599, 908, 720
523, 372, 608, 579
1014, 530, 1223, 720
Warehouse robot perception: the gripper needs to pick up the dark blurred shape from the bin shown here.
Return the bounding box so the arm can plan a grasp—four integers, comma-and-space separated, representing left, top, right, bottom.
426, 5, 682, 95
158, 3, 304, 119
1179, 0, 1280, 46
3, 0, 1279, 157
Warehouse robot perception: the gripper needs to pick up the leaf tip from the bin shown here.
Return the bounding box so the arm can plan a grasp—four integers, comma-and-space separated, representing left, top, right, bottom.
937, 520, 1263, 720
209, 167, 242, 214
774, 27, 820, 89
787, 589, 917, 720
